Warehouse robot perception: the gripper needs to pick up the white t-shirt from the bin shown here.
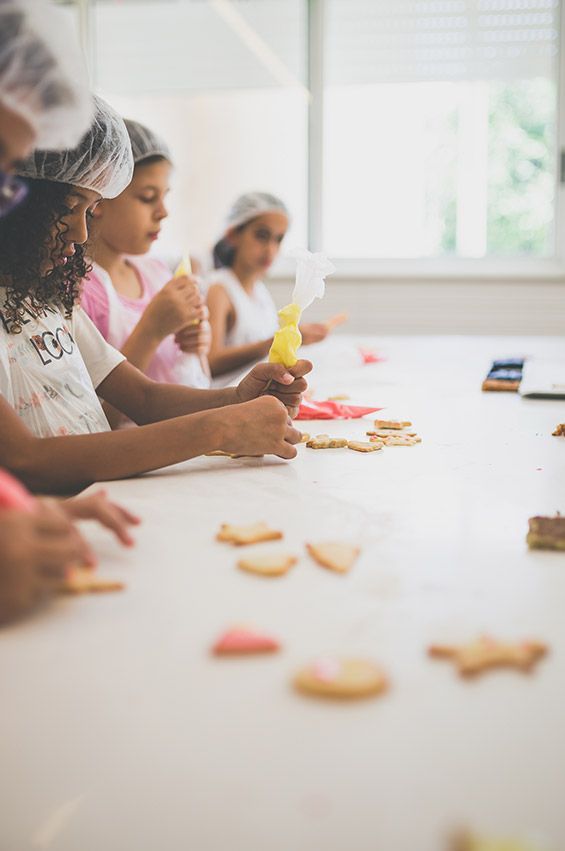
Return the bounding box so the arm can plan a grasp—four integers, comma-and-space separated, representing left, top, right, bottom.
0, 298, 125, 437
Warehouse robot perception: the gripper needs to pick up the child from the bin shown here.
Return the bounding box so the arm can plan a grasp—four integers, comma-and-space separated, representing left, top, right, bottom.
82, 119, 210, 425
0, 97, 310, 494
0, 0, 92, 176
206, 192, 330, 385
0, 469, 140, 624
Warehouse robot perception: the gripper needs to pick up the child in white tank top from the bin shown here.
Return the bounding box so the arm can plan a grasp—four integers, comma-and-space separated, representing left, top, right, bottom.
206, 192, 330, 386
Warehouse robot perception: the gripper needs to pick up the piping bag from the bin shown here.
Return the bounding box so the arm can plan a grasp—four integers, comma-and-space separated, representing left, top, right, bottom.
173, 252, 211, 382
268, 248, 335, 368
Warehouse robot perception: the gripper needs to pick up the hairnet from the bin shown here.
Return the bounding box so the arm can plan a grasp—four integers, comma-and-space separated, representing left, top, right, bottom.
212, 192, 289, 269
15, 95, 134, 199
124, 118, 172, 166
223, 192, 289, 233
0, 0, 93, 150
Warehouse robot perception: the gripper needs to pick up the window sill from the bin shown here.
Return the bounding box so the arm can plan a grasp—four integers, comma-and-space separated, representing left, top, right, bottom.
269, 256, 565, 282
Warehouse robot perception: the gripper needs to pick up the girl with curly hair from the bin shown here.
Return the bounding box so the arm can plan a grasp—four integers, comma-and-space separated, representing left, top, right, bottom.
0, 97, 310, 494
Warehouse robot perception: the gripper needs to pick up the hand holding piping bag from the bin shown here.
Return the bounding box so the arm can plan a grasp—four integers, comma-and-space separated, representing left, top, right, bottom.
174, 252, 211, 380
268, 248, 336, 368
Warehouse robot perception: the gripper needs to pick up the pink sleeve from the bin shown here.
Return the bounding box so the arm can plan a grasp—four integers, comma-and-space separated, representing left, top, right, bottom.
80, 271, 110, 340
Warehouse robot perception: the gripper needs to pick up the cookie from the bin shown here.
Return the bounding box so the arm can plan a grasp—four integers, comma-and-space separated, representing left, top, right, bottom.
526, 515, 565, 550
306, 434, 348, 449
217, 522, 283, 546
429, 636, 547, 677
482, 378, 521, 392
212, 626, 280, 655
237, 553, 297, 577
374, 418, 412, 430
366, 428, 416, 443
294, 657, 389, 700
381, 435, 420, 446
306, 542, 360, 573
347, 440, 383, 452
300, 432, 310, 443
552, 424, 565, 436
58, 567, 124, 595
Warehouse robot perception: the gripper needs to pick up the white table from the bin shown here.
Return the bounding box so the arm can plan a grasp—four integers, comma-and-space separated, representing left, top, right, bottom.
2, 336, 565, 851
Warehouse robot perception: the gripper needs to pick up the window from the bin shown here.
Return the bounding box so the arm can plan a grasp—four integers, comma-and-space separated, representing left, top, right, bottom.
60, 0, 564, 271
89, 0, 308, 261
323, 0, 561, 260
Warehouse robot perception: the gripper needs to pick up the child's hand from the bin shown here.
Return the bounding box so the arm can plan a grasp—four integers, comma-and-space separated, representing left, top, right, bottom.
61, 490, 141, 547
299, 322, 329, 346
0, 504, 91, 624
143, 275, 202, 341
174, 309, 212, 356
236, 360, 312, 419
219, 396, 303, 460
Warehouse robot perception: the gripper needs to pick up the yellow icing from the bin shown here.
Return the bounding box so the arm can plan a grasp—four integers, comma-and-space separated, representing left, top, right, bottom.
467, 840, 540, 851
268, 302, 303, 367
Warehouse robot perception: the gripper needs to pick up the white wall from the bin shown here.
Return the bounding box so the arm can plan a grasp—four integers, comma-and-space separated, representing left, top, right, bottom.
267, 278, 565, 336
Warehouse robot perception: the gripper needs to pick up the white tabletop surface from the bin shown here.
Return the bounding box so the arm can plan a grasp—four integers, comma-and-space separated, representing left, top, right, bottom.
1, 335, 565, 851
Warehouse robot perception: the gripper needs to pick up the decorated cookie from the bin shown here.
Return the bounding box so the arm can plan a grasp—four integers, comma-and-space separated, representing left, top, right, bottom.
429, 636, 547, 677
381, 435, 420, 446
217, 522, 283, 546
237, 553, 297, 577
58, 568, 124, 595
347, 440, 383, 452
374, 418, 412, 430
306, 434, 348, 449
212, 626, 280, 655
294, 657, 389, 700
306, 542, 360, 573
367, 429, 419, 438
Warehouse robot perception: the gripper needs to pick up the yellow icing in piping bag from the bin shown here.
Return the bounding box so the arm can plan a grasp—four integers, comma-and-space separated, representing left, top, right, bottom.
268, 249, 335, 368
269, 303, 302, 367
174, 252, 192, 277
173, 251, 201, 328
173, 251, 211, 380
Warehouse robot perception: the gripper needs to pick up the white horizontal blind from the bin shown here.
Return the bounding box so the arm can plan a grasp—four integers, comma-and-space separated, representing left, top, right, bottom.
326, 0, 560, 84
91, 0, 306, 94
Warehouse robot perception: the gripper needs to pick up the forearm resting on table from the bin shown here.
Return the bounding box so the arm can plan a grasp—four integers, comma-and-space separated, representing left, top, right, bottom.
1, 412, 226, 494
209, 338, 273, 378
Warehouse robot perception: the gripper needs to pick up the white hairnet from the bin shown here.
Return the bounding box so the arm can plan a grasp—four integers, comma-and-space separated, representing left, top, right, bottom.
15, 95, 134, 199
223, 191, 289, 233
0, 0, 93, 150
212, 191, 289, 269
124, 118, 172, 165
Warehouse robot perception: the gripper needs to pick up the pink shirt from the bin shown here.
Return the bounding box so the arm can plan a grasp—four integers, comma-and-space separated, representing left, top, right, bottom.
81, 256, 209, 388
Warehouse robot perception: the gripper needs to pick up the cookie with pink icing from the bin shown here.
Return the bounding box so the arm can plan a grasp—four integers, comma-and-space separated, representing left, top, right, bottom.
212, 626, 281, 655
294, 657, 389, 699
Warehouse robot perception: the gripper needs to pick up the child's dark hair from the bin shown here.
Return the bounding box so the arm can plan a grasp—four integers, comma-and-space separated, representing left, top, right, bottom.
213, 226, 245, 269
0, 179, 89, 332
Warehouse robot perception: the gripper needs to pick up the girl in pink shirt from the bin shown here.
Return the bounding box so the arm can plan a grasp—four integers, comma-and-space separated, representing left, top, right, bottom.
82, 119, 210, 416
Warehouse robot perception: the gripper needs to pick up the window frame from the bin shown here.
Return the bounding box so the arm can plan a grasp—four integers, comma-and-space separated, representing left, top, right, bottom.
74, 0, 565, 280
